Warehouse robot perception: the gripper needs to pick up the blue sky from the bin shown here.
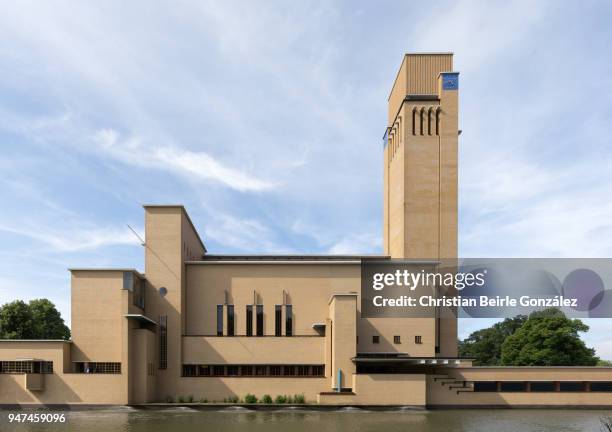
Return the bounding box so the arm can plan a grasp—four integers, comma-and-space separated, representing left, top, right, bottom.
1, 1, 612, 355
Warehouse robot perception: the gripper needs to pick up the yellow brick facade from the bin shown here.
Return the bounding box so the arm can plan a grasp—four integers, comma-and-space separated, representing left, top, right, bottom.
2, 53, 612, 407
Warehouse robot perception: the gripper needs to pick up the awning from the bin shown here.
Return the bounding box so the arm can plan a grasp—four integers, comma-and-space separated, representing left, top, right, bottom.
124, 314, 158, 326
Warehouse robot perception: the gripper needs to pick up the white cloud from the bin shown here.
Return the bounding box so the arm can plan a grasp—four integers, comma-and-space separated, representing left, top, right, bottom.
327, 233, 381, 255
203, 213, 293, 254
412, 0, 549, 73
460, 154, 612, 257
93, 129, 277, 193
0, 222, 141, 253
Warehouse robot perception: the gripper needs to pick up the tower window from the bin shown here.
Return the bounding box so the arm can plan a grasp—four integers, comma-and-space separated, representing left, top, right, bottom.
420, 108, 425, 135
428, 108, 433, 135
372, 335, 380, 344
275, 305, 282, 336
256, 305, 264, 336
216, 305, 223, 336
412, 108, 417, 135
227, 305, 234, 336
159, 315, 167, 369
393, 335, 401, 344
285, 304, 293, 337
436, 108, 440, 135
415, 335, 422, 344
246, 305, 253, 336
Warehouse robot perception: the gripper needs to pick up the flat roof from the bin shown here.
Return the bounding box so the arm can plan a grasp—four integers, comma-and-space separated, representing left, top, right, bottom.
187, 255, 390, 265
68, 268, 145, 279
387, 52, 454, 102
0, 339, 71, 343
464, 366, 612, 369
142, 204, 207, 253
199, 254, 390, 261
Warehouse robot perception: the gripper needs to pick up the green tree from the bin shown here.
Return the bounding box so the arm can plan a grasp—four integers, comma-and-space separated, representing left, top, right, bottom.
0, 299, 70, 340
458, 315, 526, 365
501, 308, 598, 366
29, 299, 70, 340
0, 300, 35, 339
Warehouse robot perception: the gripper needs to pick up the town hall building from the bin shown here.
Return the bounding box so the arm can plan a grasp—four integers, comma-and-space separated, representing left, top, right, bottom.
2, 53, 612, 407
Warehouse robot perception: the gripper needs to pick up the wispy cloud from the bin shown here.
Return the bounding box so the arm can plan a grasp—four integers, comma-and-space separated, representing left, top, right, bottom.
460, 155, 612, 257
203, 213, 293, 254
326, 233, 382, 255
93, 129, 277, 193
0, 222, 142, 253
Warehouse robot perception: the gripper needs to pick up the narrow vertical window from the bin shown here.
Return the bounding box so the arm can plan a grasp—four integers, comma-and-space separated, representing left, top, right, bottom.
420, 108, 424, 135
246, 305, 253, 336
436, 108, 440, 135
256, 305, 264, 336
227, 305, 234, 336
428, 108, 432, 135
412, 108, 417, 135
159, 315, 167, 369
275, 305, 282, 336
216, 305, 223, 336
123, 271, 133, 291
131, 278, 145, 309
285, 305, 292, 337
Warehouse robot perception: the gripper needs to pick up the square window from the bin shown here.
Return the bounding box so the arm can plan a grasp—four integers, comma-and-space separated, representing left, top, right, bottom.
372, 335, 380, 344
393, 335, 401, 344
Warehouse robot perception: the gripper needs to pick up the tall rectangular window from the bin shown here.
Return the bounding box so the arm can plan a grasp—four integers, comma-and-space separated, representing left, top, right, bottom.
159, 315, 167, 369
285, 305, 292, 336
256, 305, 264, 336
122, 271, 133, 290
246, 305, 253, 336
227, 305, 234, 336
216, 305, 223, 336
275, 305, 282, 336
132, 278, 145, 309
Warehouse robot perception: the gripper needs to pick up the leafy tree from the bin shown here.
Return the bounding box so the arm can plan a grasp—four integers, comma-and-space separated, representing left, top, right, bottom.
501, 308, 598, 366
29, 299, 70, 340
458, 315, 526, 365
0, 300, 35, 339
0, 299, 70, 340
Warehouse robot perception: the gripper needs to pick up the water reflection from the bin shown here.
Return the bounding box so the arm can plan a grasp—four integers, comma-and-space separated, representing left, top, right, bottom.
0, 408, 610, 432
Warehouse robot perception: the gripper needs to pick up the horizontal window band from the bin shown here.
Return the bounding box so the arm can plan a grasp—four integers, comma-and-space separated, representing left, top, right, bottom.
182, 335, 322, 337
